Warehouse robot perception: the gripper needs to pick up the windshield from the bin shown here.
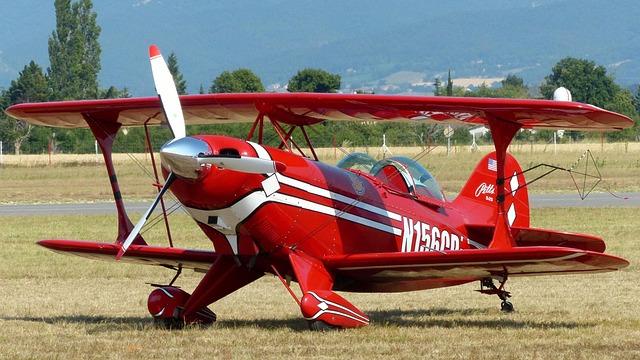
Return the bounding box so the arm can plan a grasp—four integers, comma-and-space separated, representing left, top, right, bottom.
338, 153, 444, 201
336, 152, 377, 173
381, 157, 444, 201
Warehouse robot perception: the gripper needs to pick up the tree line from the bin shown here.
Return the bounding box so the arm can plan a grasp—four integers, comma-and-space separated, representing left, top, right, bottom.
1, 0, 639, 155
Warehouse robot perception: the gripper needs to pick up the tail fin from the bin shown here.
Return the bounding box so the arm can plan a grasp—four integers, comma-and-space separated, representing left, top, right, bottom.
453, 151, 529, 229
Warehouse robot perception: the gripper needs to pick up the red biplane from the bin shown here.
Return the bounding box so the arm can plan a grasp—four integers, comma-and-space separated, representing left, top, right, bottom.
6, 46, 631, 329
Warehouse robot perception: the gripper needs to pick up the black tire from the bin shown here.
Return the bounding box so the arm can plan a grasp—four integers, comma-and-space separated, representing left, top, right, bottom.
154, 316, 185, 330
308, 320, 335, 331
500, 301, 514, 313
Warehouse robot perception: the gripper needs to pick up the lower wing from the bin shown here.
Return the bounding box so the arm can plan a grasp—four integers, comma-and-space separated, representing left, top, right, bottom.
325, 246, 628, 285
38, 239, 217, 272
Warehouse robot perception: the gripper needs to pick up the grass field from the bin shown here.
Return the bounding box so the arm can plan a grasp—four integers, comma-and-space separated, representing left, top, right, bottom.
0, 207, 638, 359
1, 142, 639, 203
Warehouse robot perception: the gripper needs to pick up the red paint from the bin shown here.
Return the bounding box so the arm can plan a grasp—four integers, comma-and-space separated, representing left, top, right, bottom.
149, 44, 161, 58
300, 290, 369, 328
6, 93, 633, 129
84, 112, 144, 246
148, 287, 216, 325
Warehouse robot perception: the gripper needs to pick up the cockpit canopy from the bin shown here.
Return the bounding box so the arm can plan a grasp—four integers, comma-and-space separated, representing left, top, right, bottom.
337, 153, 444, 201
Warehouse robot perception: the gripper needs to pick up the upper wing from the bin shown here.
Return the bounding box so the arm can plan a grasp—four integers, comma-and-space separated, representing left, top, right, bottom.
38, 239, 217, 272
6, 93, 633, 130
324, 246, 628, 287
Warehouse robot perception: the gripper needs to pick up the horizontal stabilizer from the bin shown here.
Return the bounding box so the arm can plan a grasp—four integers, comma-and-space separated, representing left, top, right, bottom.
38, 239, 217, 272
465, 225, 607, 252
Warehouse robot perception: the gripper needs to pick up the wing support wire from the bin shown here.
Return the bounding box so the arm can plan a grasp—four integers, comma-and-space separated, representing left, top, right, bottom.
505, 149, 626, 201
245, 110, 320, 161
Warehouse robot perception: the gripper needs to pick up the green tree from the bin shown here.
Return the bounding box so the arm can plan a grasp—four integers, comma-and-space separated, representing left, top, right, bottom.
606, 88, 637, 117
541, 58, 640, 141
501, 74, 525, 88
434, 75, 466, 97
1, 61, 50, 154
604, 88, 639, 141
0, 91, 11, 152
634, 86, 640, 114
288, 68, 340, 93
167, 52, 187, 95
446, 69, 453, 96
48, 0, 101, 100
99, 86, 130, 99
496, 74, 529, 98
433, 78, 442, 95
540, 57, 616, 107
210, 69, 264, 93
465, 75, 529, 99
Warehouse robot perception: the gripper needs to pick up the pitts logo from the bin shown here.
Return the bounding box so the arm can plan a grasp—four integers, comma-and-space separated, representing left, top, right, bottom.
401, 217, 461, 252
475, 182, 495, 202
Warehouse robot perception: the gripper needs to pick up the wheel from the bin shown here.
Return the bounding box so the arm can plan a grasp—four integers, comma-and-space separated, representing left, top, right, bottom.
307, 320, 335, 331
500, 300, 514, 313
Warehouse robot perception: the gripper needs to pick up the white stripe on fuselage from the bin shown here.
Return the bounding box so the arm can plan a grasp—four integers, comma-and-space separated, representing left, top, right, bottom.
276, 173, 402, 222
184, 190, 402, 246
248, 141, 401, 222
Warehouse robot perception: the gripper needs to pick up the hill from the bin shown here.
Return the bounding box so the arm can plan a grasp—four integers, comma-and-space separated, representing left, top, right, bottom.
0, 0, 638, 95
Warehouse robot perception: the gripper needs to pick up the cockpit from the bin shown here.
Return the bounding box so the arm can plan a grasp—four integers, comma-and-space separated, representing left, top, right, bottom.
337, 153, 445, 201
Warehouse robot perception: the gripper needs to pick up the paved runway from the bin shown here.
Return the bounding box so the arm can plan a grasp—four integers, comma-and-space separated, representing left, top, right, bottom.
1, 192, 638, 217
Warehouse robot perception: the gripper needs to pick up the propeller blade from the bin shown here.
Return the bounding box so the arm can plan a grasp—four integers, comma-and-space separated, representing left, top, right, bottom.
197, 155, 286, 174
116, 172, 176, 260
149, 45, 186, 139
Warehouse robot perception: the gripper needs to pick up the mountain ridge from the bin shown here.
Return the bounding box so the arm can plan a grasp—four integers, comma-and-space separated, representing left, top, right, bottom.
0, 0, 638, 95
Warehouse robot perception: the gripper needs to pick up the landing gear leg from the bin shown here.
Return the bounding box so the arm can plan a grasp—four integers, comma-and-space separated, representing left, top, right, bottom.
477, 276, 514, 313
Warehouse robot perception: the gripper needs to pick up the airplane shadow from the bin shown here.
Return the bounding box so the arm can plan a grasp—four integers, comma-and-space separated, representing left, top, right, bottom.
366, 308, 592, 330
1, 315, 154, 333
1, 314, 306, 332
2, 307, 592, 332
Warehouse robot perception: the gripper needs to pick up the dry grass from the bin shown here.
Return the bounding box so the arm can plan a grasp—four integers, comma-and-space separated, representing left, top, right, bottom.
0, 208, 638, 359
1, 142, 639, 204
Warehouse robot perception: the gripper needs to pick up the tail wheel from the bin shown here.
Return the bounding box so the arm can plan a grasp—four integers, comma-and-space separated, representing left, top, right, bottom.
501, 300, 515, 313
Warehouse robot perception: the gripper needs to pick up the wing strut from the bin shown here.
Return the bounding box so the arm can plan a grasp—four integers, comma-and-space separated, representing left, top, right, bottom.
84, 112, 146, 246
487, 116, 522, 249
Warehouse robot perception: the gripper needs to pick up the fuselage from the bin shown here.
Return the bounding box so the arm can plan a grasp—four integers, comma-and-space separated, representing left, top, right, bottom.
165, 135, 480, 291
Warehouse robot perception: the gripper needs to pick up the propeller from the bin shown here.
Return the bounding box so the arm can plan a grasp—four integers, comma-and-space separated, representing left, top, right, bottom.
116, 45, 186, 260
149, 44, 186, 139
117, 44, 285, 260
